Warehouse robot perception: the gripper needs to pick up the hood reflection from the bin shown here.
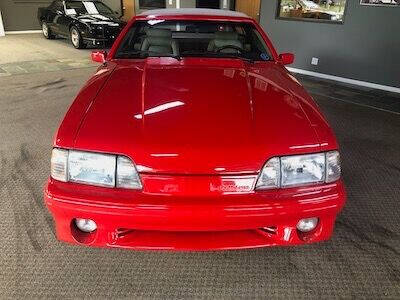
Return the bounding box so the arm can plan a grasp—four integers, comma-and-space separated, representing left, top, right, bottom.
134, 100, 185, 119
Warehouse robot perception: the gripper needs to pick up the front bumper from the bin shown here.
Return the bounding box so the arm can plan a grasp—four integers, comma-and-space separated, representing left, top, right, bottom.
44, 178, 346, 251
83, 37, 115, 46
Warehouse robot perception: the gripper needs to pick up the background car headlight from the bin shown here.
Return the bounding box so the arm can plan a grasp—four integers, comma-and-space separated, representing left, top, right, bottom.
50, 149, 142, 189
256, 151, 341, 189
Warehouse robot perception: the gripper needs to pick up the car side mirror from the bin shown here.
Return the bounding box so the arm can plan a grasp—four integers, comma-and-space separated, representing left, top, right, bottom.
91, 51, 107, 63
279, 53, 294, 65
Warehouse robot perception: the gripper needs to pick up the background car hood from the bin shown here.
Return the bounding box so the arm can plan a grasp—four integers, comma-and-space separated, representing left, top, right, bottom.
75, 14, 122, 26
73, 59, 329, 175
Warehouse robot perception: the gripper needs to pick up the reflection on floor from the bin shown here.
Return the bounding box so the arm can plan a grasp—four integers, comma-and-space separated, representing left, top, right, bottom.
297, 73, 400, 114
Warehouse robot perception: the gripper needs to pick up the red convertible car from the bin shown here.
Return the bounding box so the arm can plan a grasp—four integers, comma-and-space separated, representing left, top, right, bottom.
44, 9, 346, 250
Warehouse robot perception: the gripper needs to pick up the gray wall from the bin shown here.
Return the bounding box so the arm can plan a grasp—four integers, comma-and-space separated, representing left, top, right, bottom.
0, 0, 52, 31
103, 0, 122, 15
259, 1, 400, 88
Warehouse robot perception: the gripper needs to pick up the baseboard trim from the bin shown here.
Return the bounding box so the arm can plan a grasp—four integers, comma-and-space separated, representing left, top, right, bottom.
287, 67, 400, 94
5, 30, 42, 34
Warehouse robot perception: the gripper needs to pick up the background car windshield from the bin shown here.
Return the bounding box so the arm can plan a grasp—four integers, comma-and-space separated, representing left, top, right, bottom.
65, 1, 114, 15
115, 20, 273, 61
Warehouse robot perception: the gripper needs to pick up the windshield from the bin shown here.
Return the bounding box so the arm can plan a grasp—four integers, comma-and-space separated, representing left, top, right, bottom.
65, 1, 114, 15
114, 20, 273, 61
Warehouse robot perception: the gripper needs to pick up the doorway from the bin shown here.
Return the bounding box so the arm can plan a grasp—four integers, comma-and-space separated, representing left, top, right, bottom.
122, 0, 135, 22
235, 0, 261, 22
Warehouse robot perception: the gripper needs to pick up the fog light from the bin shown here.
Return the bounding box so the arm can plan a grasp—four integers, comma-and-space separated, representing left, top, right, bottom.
75, 218, 97, 233
297, 217, 319, 232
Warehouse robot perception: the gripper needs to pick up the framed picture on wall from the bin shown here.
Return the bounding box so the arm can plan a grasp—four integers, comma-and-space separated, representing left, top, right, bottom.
277, 0, 348, 24
360, 0, 400, 6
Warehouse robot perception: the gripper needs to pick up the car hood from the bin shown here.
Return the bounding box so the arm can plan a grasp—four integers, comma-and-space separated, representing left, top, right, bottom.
74, 14, 123, 27
73, 59, 331, 175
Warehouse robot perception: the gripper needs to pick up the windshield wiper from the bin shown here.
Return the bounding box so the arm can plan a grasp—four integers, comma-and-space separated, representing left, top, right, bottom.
226, 55, 255, 64
181, 50, 254, 63
115, 50, 182, 61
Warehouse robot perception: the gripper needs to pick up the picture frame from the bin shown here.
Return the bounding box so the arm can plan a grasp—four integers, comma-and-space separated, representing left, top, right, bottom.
276, 0, 348, 24
360, 0, 400, 6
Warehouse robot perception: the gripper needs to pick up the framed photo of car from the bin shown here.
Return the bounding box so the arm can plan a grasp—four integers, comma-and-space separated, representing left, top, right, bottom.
277, 0, 348, 24
360, 0, 400, 6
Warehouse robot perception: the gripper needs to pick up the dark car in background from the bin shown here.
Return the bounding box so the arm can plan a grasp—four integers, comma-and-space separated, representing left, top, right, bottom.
38, 0, 126, 49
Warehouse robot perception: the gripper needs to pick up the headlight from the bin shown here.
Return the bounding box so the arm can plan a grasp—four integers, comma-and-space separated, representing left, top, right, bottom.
68, 151, 116, 187
326, 151, 341, 183
256, 151, 341, 189
50, 148, 142, 189
51, 148, 68, 182
116, 156, 142, 189
255, 157, 280, 190
281, 153, 325, 187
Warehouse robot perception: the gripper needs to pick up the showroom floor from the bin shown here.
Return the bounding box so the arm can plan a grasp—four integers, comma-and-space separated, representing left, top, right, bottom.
0, 34, 399, 299
0, 33, 94, 75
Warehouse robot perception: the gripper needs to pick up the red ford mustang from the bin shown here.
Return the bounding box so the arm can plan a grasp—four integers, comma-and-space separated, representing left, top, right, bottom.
44, 9, 346, 250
